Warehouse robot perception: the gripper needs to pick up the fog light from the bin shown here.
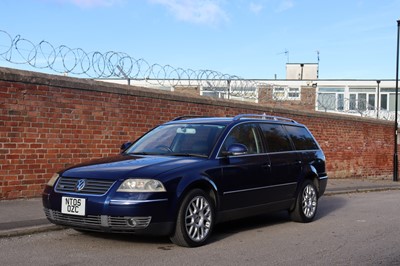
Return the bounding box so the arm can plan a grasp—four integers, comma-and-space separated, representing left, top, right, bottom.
127, 218, 138, 227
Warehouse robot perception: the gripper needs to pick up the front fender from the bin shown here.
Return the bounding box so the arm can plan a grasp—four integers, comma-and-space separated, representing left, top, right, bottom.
172, 174, 219, 213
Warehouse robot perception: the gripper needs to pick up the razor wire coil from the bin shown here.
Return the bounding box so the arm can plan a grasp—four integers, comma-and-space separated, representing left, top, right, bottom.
0, 29, 257, 94
1, 29, 397, 120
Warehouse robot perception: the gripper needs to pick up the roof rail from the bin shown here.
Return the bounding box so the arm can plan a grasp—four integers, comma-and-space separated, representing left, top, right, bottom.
172, 115, 212, 121
233, 114, 297, 123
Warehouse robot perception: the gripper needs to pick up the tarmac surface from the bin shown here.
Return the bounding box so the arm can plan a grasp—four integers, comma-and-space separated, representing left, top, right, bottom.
1, 178, 399, 238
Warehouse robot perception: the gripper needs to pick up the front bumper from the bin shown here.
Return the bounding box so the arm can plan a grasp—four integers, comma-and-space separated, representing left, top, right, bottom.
318, 175, 328, 197
43, 207, 173, 235
42, 185, 175, 236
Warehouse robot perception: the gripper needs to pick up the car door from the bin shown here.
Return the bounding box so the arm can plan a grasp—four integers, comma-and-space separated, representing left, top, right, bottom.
259, 123, 301, 202
217, 123, 271, 211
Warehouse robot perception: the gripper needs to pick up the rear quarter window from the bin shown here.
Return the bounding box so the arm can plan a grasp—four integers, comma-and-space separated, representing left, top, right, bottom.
284, 125, 319, 150
259, 123, 292, 152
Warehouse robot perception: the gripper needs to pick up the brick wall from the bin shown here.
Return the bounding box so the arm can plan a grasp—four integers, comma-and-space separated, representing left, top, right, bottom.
258, 84, 316, 112
0, 67, 396, 199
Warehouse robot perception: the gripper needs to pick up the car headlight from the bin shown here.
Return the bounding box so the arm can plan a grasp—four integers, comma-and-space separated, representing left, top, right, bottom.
47, 173, 60, 187
117, 179, 166, 192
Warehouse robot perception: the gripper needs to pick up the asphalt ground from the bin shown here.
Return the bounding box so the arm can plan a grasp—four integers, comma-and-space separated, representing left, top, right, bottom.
1, 178, 399, 238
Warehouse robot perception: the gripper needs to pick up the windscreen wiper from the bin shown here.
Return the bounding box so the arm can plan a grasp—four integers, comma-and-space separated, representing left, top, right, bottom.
126, 152, 154, 156
168, 153, 208, 158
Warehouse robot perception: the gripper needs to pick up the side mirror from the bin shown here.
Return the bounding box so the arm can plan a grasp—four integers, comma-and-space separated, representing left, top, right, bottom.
120, 142, 132, 153
221, 143, 248, 157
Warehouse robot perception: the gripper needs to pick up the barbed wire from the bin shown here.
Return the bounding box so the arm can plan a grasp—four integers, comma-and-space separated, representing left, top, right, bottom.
255, 85, 397, 121
0, 29, 258, 92
270, 89, 396, 120
315, 94, 395, 120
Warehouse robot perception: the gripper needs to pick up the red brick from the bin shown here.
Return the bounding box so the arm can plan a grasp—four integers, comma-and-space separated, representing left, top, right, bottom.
0, 67, 395, 199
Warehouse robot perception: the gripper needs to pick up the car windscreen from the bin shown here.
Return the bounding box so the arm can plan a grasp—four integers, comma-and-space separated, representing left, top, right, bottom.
125, 124, 226, 157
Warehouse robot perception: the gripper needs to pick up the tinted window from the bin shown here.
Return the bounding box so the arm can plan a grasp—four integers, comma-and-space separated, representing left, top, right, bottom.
221, 123, 262, 154
259, 123, 292, 152
284, 125, 319, 150
126, 124, 225, 156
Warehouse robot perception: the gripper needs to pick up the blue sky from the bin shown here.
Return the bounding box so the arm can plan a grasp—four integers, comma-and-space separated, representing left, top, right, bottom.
0, 0, 399, 80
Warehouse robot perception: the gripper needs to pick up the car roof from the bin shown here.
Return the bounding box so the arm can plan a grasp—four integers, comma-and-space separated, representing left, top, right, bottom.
166, 117, 234, 125
166, 114, 301, 126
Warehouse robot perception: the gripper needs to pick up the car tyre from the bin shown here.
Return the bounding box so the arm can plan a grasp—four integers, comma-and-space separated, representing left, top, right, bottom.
170, 189, 215, 247
290, 180, 318, 223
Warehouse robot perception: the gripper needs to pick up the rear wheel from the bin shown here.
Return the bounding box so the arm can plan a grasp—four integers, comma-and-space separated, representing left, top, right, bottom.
170, 189, 215, 247
290, 180, 318, 223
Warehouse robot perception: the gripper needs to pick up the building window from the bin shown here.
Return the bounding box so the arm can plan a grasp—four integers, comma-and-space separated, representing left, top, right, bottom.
273, 87, 285, 100
317, 87, 345, 111
358, 93, 367, 111
381, 94, 388, 110
349, 94, 357, 110
368, 94, 376, 110
338, 94, 344, 111
273, 87, 300, 100
348, 88, 376, 111
288, 87, 300, 99
389, 94, 399, 112
381, 88, 399, 111
317, 93, 335, 111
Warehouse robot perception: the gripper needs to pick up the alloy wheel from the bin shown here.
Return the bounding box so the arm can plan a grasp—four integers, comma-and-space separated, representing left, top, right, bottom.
302, 184, 317, 218
184, 196, 212, 242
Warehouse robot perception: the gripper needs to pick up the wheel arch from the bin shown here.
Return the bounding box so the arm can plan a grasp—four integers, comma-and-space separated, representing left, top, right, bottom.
173, 176, 219, 216
301, 164, 321, 197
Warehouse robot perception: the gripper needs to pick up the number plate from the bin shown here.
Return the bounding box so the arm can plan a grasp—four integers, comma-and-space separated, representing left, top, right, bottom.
61, 197, 86, 216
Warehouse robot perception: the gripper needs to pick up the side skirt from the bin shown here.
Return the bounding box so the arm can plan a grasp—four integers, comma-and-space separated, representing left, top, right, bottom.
216, 199, 295, 223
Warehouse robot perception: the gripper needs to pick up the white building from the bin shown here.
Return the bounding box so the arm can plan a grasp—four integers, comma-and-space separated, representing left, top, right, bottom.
97, 63, 399, 121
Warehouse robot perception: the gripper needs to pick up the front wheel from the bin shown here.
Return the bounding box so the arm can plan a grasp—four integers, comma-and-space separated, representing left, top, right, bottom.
290, 180, 318, 223
170, 189, 215, 247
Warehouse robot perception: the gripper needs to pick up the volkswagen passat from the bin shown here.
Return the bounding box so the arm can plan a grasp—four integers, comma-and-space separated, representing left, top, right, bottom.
42, 114, 328, 247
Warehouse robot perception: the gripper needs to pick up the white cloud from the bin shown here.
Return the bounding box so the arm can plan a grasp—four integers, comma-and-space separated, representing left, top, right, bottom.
149, 0, 229, 26
249, 2, 263, 14
275, 0, 294, 12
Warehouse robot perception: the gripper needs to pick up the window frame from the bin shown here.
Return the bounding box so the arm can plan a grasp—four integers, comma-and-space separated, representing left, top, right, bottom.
273, 86, 301, 101
218, 122, 264, 157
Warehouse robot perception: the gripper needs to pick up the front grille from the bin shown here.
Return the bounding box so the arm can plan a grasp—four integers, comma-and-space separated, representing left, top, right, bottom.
45, 208, 101, 226
44, 208, 151, 231
55, 177, 115, 195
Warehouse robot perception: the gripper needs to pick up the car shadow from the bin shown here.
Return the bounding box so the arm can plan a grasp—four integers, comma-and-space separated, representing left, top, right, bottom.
316, 195, 348, 218
72, 195, 348, 248
72, 230, 172, 246
211, 211, 290, 243
209, 195, 348, 244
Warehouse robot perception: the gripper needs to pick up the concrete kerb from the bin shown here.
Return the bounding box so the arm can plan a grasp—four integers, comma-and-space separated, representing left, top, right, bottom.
0, 224, 64, 238
324, 178, 400, 196
324, 186, 400, 196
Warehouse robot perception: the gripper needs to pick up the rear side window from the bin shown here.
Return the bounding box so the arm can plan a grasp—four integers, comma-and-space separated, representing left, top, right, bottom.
259, 123, 292, 152
284, 125, 319, 150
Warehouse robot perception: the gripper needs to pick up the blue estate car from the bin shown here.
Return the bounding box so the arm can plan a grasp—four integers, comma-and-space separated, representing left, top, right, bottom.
42, 114, 328, 247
